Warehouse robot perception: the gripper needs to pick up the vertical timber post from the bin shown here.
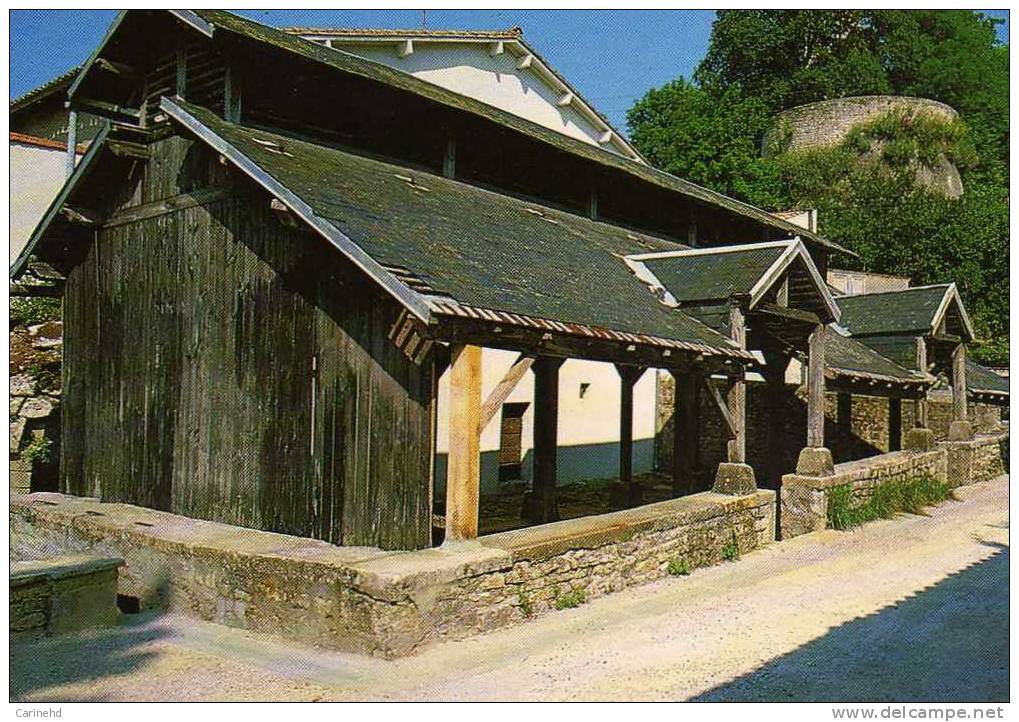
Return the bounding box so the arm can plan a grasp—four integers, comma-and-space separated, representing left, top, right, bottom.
726, 302, 747, 464
795, 323, 834, 476
445, 344, 482, 543
836, 391, 852, 458
905, 337, 937, 451
671, 369, 698, 496
712, 301, 755, 495
65, 110, 78, 178
948, 343, 973, 440
616, 365, 645, 505
524, 356, 564, 523
888, 397, 902, 451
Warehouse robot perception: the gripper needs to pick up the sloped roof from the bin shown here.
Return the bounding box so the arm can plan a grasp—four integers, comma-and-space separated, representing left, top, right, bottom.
114, 10, 849, 256
966, 359, 1009, 398
155, 100, 753, 360
10, 65, 81, 112
825, 328, 931, 386
287, 26, 523, 40
836, 284, 975, 340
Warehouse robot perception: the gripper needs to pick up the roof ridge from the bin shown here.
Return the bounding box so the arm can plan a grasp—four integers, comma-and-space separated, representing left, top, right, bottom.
838, 283, 951, 300
285, 26, 523, 39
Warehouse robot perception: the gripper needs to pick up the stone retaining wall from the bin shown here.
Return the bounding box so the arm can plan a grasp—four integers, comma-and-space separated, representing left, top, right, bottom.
10, 489, 774, 657
780, 430, 1008, 539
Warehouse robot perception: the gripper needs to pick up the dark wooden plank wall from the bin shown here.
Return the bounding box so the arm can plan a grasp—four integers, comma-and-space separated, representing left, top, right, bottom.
60, 136, 434, 549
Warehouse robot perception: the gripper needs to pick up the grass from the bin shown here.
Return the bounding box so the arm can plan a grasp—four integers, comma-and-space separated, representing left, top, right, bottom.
827, 474, 954, 530
666, 557, 691, 576
553, 586, 587, 610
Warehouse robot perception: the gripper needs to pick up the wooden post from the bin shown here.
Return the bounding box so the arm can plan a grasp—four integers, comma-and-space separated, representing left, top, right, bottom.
527, 356, 564, 524
616, 365, 645, 501
65, 110, 77, 178
888, 397, 902, 452
837, 391, 852, 456
445, 344, 482, 542
671, 370, 699, 496
443, 135, 456, 179
726, 302, 747, 463
806, 324, 826, 449
914, 337, 928, 428
952, 343, 968, 422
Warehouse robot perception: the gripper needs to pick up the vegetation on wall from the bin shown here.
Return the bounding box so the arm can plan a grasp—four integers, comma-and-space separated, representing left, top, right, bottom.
826, 475, 954, 530
627, 10, 1008, 364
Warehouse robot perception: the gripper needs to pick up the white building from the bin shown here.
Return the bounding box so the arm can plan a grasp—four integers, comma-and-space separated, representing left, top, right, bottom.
290, 26, 654, 491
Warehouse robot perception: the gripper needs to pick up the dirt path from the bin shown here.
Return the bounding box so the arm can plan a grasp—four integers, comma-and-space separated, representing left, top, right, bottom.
11, 476, 1009, 702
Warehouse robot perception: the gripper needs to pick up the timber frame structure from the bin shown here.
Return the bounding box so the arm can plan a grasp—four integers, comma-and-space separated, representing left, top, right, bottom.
11, 10, 1002, 551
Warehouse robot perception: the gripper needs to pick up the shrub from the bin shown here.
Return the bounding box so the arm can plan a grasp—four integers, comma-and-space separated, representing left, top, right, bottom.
666, 557, 691, 576
21, 437, 52, 465
517, 589, 533, 617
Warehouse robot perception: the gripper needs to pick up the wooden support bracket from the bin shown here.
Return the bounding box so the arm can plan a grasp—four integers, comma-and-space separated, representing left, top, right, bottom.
479, 354, 535, 431
703, 376, 735, 435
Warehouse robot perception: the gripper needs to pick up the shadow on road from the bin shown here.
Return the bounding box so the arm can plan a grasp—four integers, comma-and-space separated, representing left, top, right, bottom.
693, 547, 1009, 703
10, 612, 172, 702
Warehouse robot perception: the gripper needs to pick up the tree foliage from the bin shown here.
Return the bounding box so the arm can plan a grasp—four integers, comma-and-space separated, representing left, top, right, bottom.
626, 10, 1008, 364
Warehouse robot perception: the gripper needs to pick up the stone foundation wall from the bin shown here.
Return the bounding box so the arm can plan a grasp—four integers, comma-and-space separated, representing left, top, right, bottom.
780, 430, 1008, 539
11, 489, 774, 657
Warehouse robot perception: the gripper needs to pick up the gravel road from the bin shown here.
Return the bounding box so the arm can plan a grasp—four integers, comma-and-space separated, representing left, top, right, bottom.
10, 475, 1008, 702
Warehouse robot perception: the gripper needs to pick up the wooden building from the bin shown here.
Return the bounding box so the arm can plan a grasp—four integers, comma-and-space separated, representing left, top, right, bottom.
11, 10, 997, 552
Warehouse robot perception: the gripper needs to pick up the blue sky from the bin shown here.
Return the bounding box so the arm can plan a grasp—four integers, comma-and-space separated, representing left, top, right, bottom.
9, 9, 1010, 134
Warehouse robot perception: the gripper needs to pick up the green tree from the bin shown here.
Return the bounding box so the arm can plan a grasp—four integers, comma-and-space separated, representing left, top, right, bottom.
626, 10, 1009, 364
626, 79, 782, 208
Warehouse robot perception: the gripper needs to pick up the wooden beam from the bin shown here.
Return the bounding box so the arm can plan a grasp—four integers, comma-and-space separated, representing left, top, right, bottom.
224, 57, 242, 123
443, 135, 456, 179
775, 276, 789, 308
516, 53, 533, 70
176, 42, 187, 98
525, 357, 564, 524
60, 206, 102, 227
396, 39, 414, 58
888, 397, 902, 451
94, 57, 139, 80
806, 323, 827, 448
107, 139, 150, 160
914, 337, 929, 428
671, 370, 699, 496
615, 365, 646, 491
952, 343, 968, 422
557, 91, 574, 107
726, 302, 747, 463
755, 302, 820, 326
69, 98, 142, 121
489, 41, 505, 56
704, 375, 735, 435
480, 354, 535, 431
445, 344, 482, 542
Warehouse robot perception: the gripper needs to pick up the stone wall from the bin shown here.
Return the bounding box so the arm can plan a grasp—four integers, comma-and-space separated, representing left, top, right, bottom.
11, 489, 774, 657
10, 555, 123, 642
10, 317, 63, 494
780, 430, 1008, 539
655, 374, 1004, 489
765, 96, 958, 155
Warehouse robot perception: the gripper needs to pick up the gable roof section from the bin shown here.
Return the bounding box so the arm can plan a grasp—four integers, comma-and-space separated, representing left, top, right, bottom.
290, 25, 644, 163
965, 359, 1009, 400
625, 240, 840, 322
10, 65, 82, 112
825, 327, 932, 387
68, 10, 853, 256
836, 284, 975, 340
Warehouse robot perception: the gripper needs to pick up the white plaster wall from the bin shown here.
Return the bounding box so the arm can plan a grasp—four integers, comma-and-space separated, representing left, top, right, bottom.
435, 347, 657, 491
333, 42, 628, 156
9, 143, 68, 264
